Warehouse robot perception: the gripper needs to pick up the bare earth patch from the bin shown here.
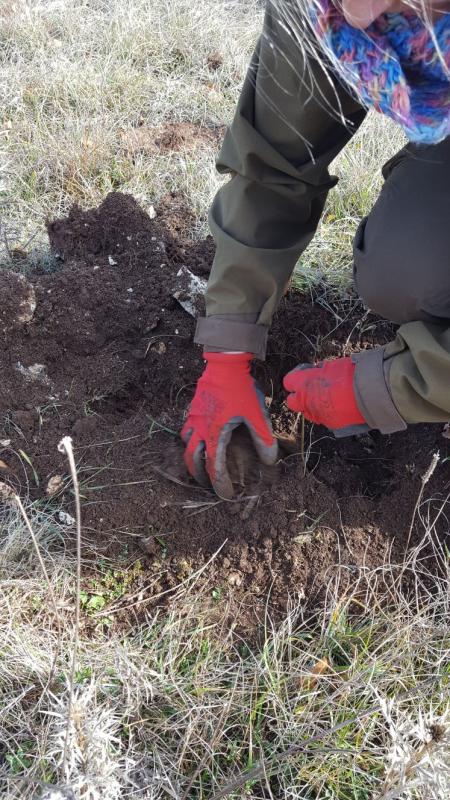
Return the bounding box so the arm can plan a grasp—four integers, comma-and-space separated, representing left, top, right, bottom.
0, 192, 448, 628
120, 121, 225, 157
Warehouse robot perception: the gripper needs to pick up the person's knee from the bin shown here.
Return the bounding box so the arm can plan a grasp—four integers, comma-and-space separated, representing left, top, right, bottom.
353, 213, 433, 324
353, 140, 450, 325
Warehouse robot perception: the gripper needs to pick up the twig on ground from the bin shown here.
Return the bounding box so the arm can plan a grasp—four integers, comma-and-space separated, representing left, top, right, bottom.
180, 676, 238, 800
406, 451, 440, 550
151, 463, 211, 491
210, 708, 378, 800
58, 436, 82, 780
301, 413, 305, 465
290, 412, 306, 466
14, 494, 59, 618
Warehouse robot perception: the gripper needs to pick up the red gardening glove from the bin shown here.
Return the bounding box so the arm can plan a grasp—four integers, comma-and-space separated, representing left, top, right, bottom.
181, 352, 278, 498
283, 357, 369, 436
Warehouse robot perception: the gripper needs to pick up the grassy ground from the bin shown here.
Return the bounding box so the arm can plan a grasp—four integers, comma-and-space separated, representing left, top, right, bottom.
0, 0, 262, 255
0, 0, 403, 271
0, 1, 449, 799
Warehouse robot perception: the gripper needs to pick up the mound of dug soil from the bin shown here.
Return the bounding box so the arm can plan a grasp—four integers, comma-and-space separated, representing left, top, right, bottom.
0, 192, 449, 624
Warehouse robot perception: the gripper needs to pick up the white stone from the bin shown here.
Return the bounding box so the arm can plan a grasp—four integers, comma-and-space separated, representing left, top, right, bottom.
58, 511, 75, 526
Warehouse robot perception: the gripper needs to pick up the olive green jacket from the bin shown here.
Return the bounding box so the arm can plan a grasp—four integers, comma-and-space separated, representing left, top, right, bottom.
195, 5, 450, 431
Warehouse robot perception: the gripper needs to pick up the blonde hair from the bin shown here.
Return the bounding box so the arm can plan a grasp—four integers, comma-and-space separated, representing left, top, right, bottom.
265, 0, 448, 130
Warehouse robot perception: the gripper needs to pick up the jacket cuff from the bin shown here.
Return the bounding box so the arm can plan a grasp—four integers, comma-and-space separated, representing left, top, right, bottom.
352, 347, 407, 434
352, 348, 407, 434
195, 315, 269, 360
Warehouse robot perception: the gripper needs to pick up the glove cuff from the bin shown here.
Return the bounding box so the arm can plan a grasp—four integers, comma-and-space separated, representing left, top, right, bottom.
204, 351, 253, 366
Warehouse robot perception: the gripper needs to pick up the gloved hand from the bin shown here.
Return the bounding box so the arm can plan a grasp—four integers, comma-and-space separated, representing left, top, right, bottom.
283, 357, 369, 437
181, 352, 278, 498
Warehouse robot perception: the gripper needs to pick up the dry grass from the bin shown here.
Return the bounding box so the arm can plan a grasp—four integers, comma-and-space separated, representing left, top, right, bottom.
300, 114, 405, 288
0, 0, 402, 273
0, 0, 262, 254
0, 1, 449, 798
0, 489, 449, 799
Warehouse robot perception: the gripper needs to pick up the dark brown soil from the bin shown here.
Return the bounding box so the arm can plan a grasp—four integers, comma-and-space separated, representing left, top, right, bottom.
0, 271, 36, 334
1, 192, 449, 626
206, 51, 224, 71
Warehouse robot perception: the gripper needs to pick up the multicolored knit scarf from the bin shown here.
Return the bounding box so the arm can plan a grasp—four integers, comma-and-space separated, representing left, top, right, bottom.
309, 2, 450, 144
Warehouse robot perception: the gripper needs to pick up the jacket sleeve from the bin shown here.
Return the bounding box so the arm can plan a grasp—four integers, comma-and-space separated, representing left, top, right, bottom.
353, 323, 450, 432
195, 2, 366, 358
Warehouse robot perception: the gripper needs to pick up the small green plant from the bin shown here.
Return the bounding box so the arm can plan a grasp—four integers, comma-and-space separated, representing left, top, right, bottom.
6, 742, 34, 774
155, 536, 168, 559
79, 560, 144, 616
75, 665, 93, 684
